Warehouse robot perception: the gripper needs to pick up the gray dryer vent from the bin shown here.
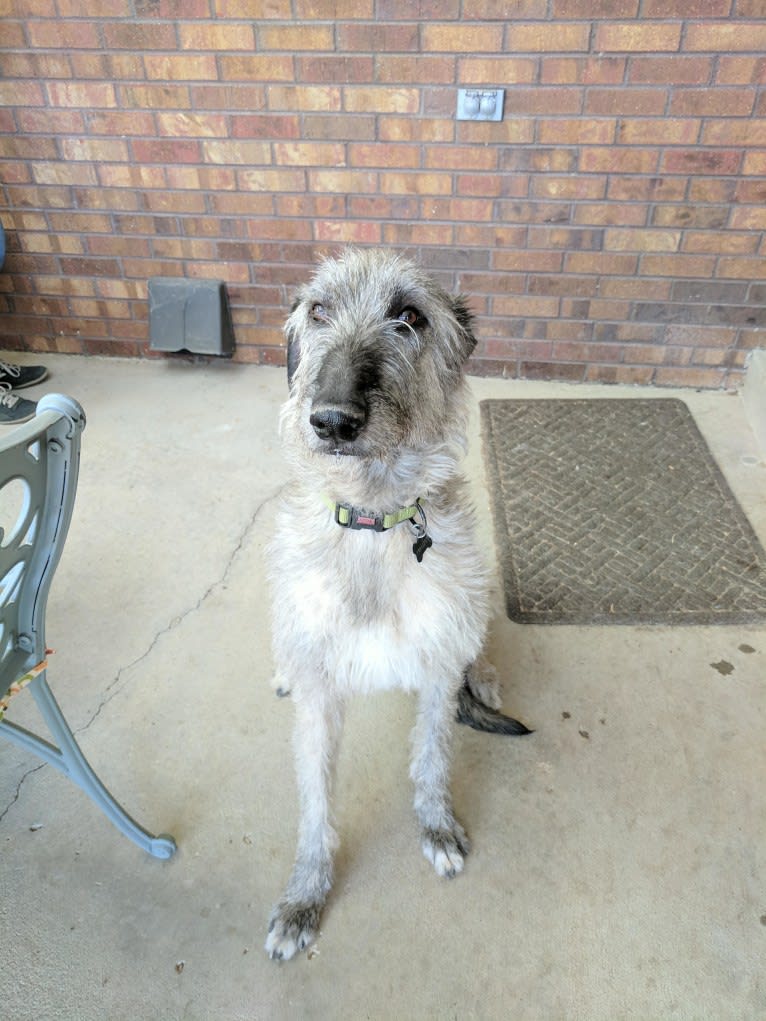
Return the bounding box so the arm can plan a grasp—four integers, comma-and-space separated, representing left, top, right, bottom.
148, 278, 235, 356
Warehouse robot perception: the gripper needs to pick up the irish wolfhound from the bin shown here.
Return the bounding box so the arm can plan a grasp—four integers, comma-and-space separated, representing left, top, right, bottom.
265, 248, 530, 961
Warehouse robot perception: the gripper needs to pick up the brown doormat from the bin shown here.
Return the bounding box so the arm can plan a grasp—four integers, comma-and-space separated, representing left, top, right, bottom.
480, 398, 766, 625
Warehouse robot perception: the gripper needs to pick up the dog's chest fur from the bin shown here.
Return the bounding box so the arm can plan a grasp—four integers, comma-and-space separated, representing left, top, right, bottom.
270, 488, 488, 695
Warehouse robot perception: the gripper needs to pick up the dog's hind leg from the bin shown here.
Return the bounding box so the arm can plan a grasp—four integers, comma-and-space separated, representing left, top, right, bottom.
265, 687, 344, 961
410, 679, 470, 879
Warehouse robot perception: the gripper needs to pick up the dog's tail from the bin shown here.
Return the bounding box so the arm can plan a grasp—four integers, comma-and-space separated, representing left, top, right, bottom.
456, 681, 533, 736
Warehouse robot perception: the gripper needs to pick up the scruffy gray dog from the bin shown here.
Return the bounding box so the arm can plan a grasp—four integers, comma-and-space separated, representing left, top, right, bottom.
266, 248, 530, 961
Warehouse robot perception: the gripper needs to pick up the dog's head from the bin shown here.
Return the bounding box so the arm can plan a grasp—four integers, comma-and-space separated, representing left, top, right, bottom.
283, 249, 477, 461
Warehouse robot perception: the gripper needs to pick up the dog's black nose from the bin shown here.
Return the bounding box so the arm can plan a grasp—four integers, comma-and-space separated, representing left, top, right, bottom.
310, 406, 365, 444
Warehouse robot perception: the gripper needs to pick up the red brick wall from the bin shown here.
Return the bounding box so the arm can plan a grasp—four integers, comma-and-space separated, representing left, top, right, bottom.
1, 2, 765, 388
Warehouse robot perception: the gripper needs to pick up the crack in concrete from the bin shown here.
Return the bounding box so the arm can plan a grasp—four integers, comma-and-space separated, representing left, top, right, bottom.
0, 483, 285, 823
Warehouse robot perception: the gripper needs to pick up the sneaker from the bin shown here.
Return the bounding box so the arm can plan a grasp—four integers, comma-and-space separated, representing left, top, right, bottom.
0, 360, 48, 390
0, 384, 36, 424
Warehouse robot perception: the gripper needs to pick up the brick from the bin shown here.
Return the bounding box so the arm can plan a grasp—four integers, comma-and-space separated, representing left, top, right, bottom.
378, 0, 457, 14
493, 251, 565, 272
27, 20, 100, 48
654, 367, 726, 388
133, 139, 202, 164
119, 85, 191, 109
97, 165, 166, 188
19, 233, 84, 255
422, 25, 503, 52
531, 176, 606, 200
349, 142, 419, 167
377, 56, 456, 84
508, 23, 590, 51
504, 87, 583, 115
199, 140, 271, 164
716, 56, 766, 85
604, 229, 680, 252
596, 23, 681, 52
379, 171, 451, 195
220, 0, 291, 13
280, 195, 347, 218
521, 360, 585, 382
456, 225, 526, 248
103, 22, 177, 49
60, 138, 130, 162
297, 57, 374, 83
587, 365, 655, 385
455, 174, 503, 197
718, 257, 766, 280
344, 87, 419, 113
660, 149, 742, 175
233, 113, 303, 139
274, 142, 345, 165
683, 231, 757, 255
537, 119, 615, 144
296, 0, 373, 14
144, 55, 218, 80
46, 82, 117, 108
339, 24, 418, 51
134, 0, 210, 12
220, 56, 294, 81
553, 0, 638, 14
565, 252, 638, 275
314, 221, 382, 244
259, 24, 335, 50
424, 145, 497, 171
685, 23, 766, 52
380, 117, 454, 143
652, 205, 728, 229
629, 56, 712, 85
494, 295, 560, 317
307, 170, 378, 193
585, 87, 667, 117
421, 198, 494, 221
640, 254, 716, 277
157, 113, 228, 137
541, 56, 626, 84
644, 0, 730, 12
465, 0, 547, 15
618, 118, 700, 145
86, 111, 156, 136
269, 86, 341, 112
670, 88, 755, 117
177, 23, 255, 50
383, 223, 454, 246
579, 147, 659, 174
742, 151, 766, 174
736, 179, 766, 203
32, 163, 98, 186
458, 120, 535, 144
458, 58, 537, 84
702, 120, 766, 146
1, 51, 69, 78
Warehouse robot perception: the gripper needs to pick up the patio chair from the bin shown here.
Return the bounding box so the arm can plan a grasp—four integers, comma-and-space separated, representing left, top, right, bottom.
0, 394, 176, 859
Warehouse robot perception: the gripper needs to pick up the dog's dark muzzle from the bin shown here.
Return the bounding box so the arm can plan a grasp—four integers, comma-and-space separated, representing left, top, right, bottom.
309, 345, 375, 450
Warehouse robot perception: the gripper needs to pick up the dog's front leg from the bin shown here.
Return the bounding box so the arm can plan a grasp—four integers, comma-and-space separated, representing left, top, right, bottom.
265, 688, 344, 961
410, 679, 470, 878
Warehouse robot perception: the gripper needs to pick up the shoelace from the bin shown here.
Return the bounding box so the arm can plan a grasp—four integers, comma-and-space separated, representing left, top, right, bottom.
0, 361, 21, 379
0, 381, 23, 407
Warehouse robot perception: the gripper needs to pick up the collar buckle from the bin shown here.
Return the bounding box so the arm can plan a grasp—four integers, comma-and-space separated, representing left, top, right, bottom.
334, 502, 385, 531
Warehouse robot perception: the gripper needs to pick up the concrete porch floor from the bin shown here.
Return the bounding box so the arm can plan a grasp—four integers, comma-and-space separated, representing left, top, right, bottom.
0, 352, 765, 1021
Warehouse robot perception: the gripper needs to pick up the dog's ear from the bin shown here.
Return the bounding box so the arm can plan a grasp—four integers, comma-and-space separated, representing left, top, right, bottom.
285, 297, 301, 390
452, 296, 478, 364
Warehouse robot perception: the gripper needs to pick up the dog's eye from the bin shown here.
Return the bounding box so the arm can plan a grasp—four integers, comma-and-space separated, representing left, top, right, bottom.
397, 307, 421, 328
310, 303, 328, 322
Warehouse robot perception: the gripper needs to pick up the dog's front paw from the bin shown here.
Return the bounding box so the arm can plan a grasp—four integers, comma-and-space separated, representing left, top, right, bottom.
265, 900, 321, 961
421, 822, 471, 878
